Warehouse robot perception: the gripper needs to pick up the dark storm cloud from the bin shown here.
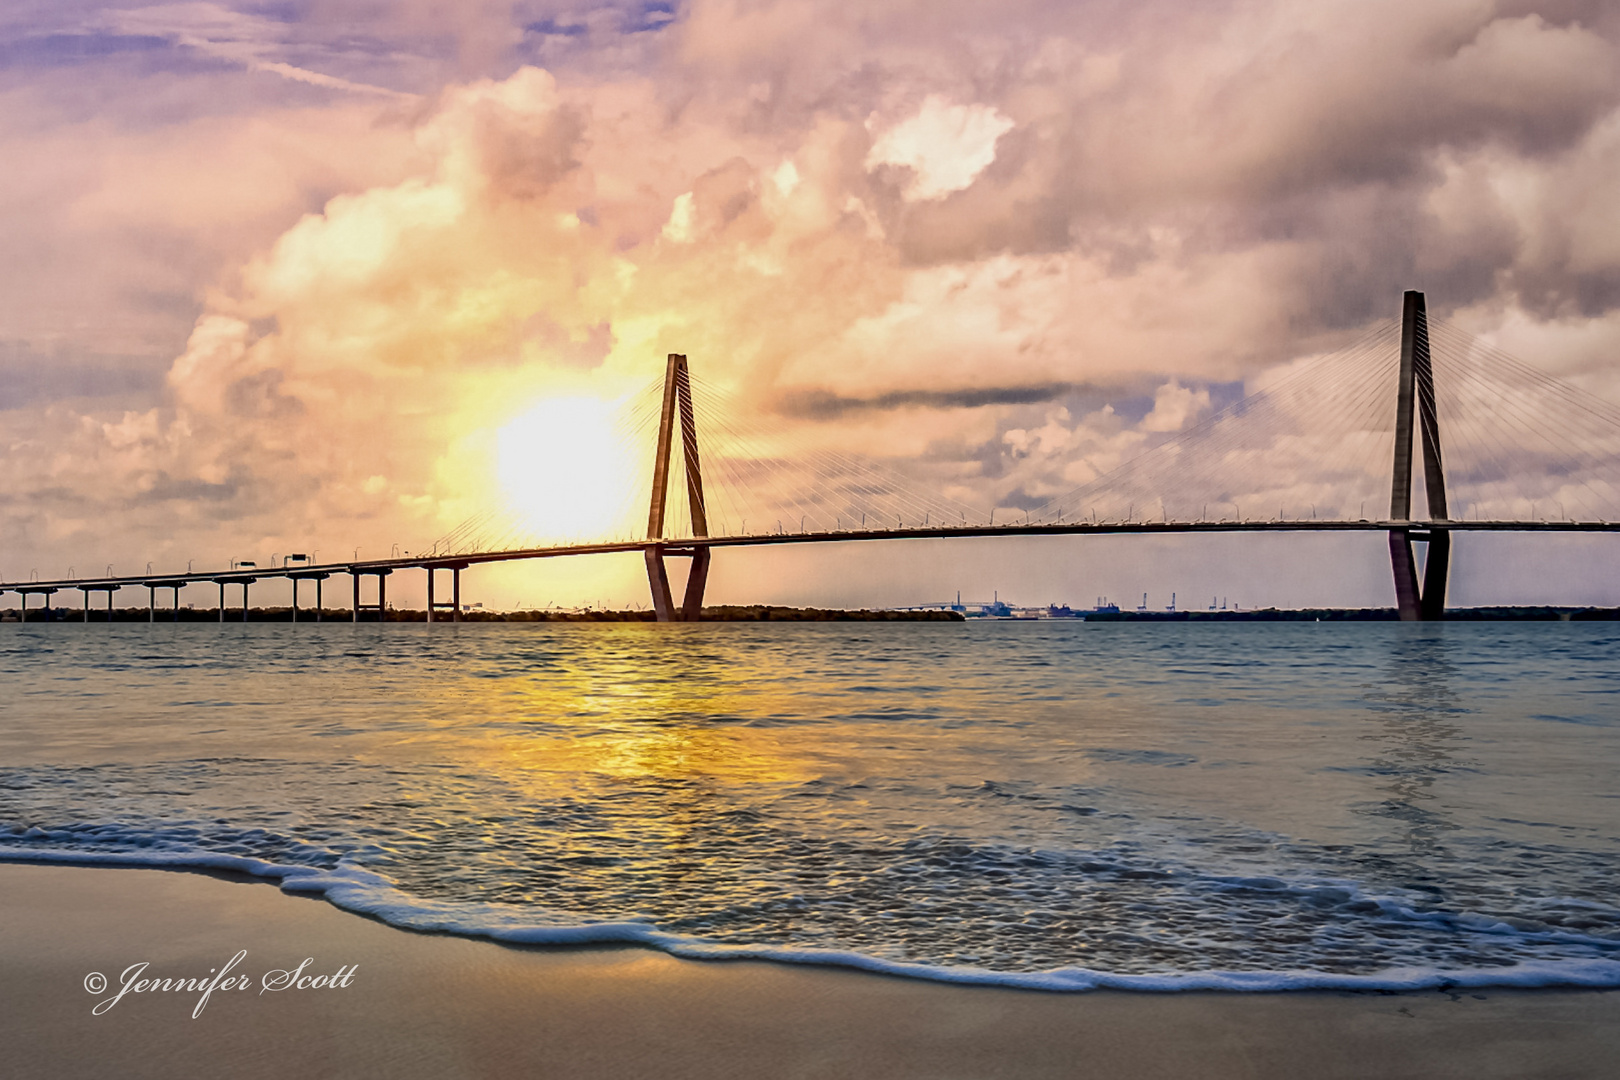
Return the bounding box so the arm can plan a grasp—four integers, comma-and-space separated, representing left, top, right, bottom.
777, 382, 1097, 419
0, 344, 165, 410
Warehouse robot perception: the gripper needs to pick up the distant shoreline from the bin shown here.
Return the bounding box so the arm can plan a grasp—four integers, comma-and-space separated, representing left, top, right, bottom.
1080, 606, 1620, 621
3, 605, 1618, 622
0, 604, 966, 623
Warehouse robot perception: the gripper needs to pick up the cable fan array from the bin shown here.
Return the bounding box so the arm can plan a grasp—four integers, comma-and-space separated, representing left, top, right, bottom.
429, 373, 988, 555
1025, 322, 1405, 525
428, 316, 1620, 558
666, 373, 985, 539
1022, 318, 1620, 526
1427, 321, 1620, 523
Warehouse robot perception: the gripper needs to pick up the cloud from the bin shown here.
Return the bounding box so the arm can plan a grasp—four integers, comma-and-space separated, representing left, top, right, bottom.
779, 382, 1092, 420
99, 3, 419, 98
1140, 381, 1211, 434
4, 0, 1620, 607
865, 96, 1013, 202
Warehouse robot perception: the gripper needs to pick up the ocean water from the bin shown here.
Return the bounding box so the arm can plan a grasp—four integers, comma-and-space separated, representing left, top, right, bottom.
2, 620, 1618, 991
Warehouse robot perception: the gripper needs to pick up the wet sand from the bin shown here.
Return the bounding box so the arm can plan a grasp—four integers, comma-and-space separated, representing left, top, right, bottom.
2, 862, 1615, 1079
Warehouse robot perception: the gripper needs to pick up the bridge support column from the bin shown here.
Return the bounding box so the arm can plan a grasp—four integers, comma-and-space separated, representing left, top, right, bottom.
1421, 530, 1449, 621
287, 573, 330, 621
645, 547, 675, 621
142, 583, 185, 621
78, 586, 120, 621
1387, 290, 1450, 620
19, 587, 56, 622
1389, 532, 1421, 620
643, 353, 711, 622
349, 569, 391, 621
424, 564, 465, 623
683, 548, 710, 621
211, 577, 254, 622
643, 546, 709, 623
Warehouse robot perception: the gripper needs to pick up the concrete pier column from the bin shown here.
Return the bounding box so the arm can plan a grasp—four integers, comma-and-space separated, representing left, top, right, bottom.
18, 587, 58, 622
378, 574, 387, 621
645, 547, 675, 621
316, 577, 323, 622
219, 582, 225, 622
148, 587, 155, 622
1421, 530, 1450, 621
352, 574, 360, 623
82, 589, 89, 622
682, 548, 711, 621
426, 568, 435, 624
452, 568, 461, 622
291, 578, 299, 623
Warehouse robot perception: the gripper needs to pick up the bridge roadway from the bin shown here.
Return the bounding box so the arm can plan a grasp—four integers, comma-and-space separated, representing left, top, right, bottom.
1, 518, 1614, 599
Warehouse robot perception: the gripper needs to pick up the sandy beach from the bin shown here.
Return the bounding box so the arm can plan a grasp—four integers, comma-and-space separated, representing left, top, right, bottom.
0, 863, 1614, 1080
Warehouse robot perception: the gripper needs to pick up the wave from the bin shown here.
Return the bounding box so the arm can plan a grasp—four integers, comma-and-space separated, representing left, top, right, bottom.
6, 843, 1620, 994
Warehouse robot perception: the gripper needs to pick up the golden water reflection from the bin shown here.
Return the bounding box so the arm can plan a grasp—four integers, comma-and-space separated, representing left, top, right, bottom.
4, 621, 1619, 977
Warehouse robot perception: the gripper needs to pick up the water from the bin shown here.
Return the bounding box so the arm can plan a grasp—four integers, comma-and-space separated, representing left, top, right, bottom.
2, 621, 1618, 990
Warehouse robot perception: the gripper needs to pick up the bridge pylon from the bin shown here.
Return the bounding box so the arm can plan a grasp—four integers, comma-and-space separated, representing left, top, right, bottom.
644, 353, 710, 621
1388, 290, 1449, 620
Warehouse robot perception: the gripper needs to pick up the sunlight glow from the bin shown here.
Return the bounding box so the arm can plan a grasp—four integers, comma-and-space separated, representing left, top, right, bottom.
497, 396, 637, 540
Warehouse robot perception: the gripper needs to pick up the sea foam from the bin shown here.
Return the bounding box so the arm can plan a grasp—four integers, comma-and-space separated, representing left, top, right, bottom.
5, 843, 1619, 994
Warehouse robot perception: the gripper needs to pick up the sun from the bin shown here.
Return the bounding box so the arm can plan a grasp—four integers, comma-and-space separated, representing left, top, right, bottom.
496, 396, 639, 541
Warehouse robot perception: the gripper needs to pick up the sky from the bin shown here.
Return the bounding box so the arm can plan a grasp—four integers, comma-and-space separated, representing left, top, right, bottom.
3, 0, 1620, 612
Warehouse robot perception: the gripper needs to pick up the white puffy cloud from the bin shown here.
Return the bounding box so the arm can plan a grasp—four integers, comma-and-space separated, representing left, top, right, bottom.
865, 96, 1014, 202
1141, 382, 1211, 434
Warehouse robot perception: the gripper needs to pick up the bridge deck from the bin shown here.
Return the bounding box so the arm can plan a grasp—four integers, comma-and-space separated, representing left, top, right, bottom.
2, 520, 1613, 593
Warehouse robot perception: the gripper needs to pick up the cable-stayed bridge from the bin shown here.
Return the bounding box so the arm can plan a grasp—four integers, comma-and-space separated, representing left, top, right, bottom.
5, 291, 1619, 622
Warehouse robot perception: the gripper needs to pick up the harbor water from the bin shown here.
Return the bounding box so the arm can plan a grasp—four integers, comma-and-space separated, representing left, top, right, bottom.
2, 620, 1617, 991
